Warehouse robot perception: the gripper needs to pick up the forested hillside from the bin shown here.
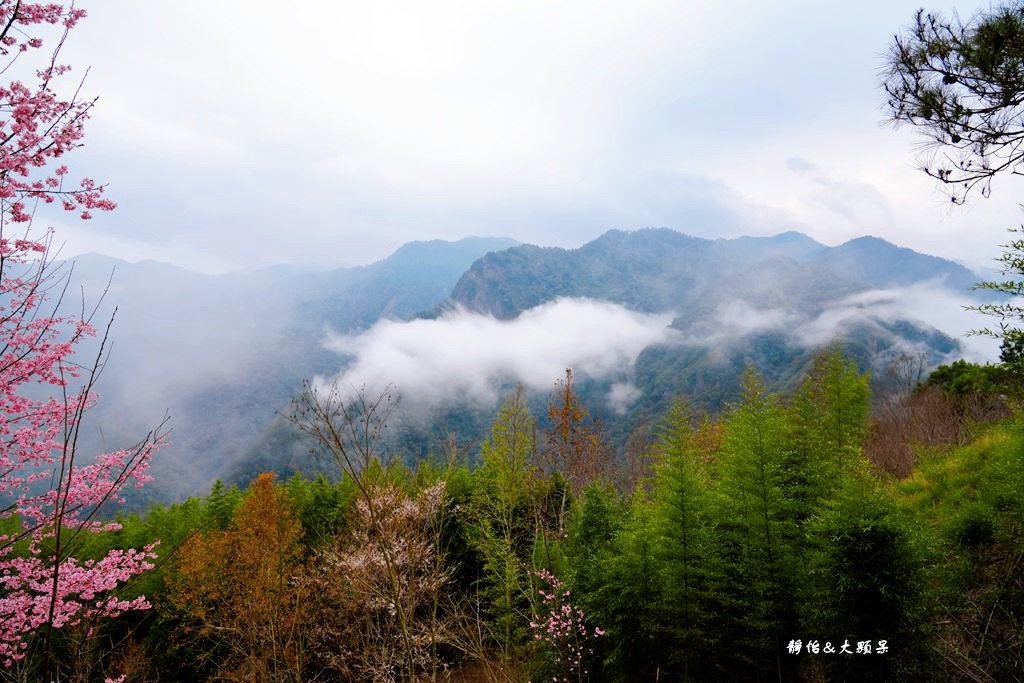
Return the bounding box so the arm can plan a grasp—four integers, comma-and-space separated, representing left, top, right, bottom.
11, 350, 1021, 681
5, 0, 1024, 681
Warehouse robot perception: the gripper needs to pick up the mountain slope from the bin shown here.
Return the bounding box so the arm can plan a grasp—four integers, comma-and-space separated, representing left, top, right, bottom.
445, 229, 979, 319
61, 237, 520, 501
813, 235, 978, 291
65, 229, 986, 496
233, 228, 981, 485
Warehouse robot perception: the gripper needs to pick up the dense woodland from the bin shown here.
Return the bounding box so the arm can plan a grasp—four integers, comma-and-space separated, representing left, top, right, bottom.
5, 1, 1024, 681
4, 350, 1022, 682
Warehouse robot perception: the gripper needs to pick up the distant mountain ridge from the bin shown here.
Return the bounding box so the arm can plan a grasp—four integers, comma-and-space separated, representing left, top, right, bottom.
56, 229, 985, 497
444, 228, 979, 319
59, 237, 521, 501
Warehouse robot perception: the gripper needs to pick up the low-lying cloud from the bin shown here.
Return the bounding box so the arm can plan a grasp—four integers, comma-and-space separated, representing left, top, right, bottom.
318, 298, 676, 410
695, 281, 1000, 363
317, 284, 1000, 419
689, 300, 802, 346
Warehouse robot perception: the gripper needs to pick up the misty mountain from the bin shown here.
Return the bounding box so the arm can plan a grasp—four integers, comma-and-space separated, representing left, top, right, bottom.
231, 228, 985, 486
62, 237, 519, 501
444, 228, 979, 319
288, 237, 522, 332
59, 228, 989, 498
439, 227, 976, 399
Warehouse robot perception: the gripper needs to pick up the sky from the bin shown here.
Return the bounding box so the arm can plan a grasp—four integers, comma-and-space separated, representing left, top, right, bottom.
43, 0, 1024, 275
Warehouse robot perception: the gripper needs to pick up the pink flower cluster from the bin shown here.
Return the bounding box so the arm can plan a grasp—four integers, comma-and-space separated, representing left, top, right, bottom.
529, 569, 604, 682
0, 544, 158, 665
0, 3, 115, 222
0, 2, 157, 670
0, 237, 161, 666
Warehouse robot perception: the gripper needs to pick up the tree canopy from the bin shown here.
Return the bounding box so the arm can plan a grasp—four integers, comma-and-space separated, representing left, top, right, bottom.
883, 2, 1024, 203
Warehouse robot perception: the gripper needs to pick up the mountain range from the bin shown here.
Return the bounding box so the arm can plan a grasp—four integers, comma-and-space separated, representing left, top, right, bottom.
58, 229, 984, 499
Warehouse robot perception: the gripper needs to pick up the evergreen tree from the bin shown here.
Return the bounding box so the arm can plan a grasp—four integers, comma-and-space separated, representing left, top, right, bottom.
787, 348, 870, 511
648, 399, 716, 679
563, 482, 624, 678
588, 499, 668, 680
204, 479, 243, 531
467, 386, 540, 666
883, 1, 1024, 204
713, 369, 801, 679
287, 473, 351, 548
803, 477, 932, 682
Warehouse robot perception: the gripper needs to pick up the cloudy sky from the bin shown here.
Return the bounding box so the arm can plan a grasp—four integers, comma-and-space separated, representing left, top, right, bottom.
46, 0, 1021, 275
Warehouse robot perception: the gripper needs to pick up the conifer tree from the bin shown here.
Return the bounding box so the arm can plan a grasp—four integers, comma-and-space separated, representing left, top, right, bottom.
648, 399, 715, 678
203, 479, 242, 531
713, 369, 800, 679
803, 477, 931, 682
587, 499, 667, 679
562, 481, 624, 678
468, 386, 540, 665
787, 348, 870, 515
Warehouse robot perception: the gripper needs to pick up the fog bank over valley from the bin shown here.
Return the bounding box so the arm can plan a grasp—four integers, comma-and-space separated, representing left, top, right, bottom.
50, 229, 1000, 497
318, 298, 677, 413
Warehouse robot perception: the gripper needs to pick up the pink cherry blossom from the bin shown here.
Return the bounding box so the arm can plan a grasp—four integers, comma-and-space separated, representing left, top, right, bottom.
0, 3, 159, 671
529, 569, 604, 682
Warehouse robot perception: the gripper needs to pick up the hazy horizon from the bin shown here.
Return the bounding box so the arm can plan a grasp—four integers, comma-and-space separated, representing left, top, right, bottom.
34, 0, 1022, 277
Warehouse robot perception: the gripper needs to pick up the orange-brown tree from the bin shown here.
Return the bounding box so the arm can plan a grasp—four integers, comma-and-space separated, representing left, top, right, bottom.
543, 370, 613, 494
537, 370, 615, 553
168, 473, 308, 681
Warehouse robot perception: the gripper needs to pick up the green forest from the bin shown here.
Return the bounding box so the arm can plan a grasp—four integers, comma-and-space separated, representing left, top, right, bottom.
6, 0, 1024, 681
5, 350, 1022, 682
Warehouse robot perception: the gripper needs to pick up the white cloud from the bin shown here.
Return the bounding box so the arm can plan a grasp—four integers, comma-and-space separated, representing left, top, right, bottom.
317, 298, 676, 408
315, 285, 998, 422
798, 282, 1000, 362
701, 283, 1001, 363
687, 300, 801, 346
607, 382, 643, 415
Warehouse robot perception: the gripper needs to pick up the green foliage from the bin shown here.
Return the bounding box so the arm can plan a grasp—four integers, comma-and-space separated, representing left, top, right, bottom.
585, 500, 668, 679
565, 483, 623, 585
884, 2, 1024, 203
885, 2, 1024, 352
897, 419, 1024, 679
711, 370, 802, 679
926, 358, 1007, 398
466, 387, 542, 666
633, 333, 812, 416
204, 479, 243, 530
50, 347, 1024, 679
969, 227, 1024, 351
566, 358, 902, 681
561, 482, 626, 678
945, 500, 996, 546
285, 473, 354, 549
648, 400, 716, 678
789, 348, 871, 498
804, 476, 933, 681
